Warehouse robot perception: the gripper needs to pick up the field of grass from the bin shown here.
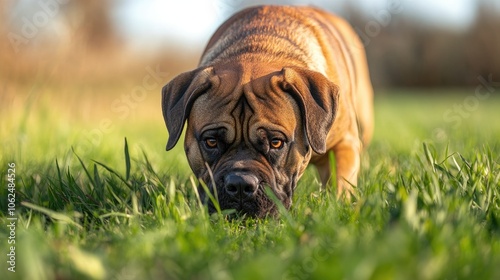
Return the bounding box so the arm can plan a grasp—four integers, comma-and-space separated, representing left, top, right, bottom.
1, 84, 499, 279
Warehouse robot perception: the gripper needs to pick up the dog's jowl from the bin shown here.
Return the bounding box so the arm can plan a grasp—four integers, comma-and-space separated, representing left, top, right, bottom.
161, 6, 374, 217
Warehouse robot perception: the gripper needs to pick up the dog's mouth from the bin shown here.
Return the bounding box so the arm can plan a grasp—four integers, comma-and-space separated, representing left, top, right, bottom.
199, 177, 291, 218
214, 193, 275, 218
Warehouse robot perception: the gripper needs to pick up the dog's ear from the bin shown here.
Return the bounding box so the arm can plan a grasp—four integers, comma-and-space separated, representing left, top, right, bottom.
162, 66, 216, 150
278, 67, 339, 154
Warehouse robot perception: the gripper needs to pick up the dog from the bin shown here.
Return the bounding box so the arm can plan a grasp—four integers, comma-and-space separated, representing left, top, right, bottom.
161, 5, 373, 217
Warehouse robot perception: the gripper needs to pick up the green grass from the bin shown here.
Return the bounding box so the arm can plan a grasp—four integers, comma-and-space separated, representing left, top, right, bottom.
1, 89, 500, 280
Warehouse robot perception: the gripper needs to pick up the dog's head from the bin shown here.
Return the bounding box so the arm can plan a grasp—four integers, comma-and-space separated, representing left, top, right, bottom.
162, 64, 338, 217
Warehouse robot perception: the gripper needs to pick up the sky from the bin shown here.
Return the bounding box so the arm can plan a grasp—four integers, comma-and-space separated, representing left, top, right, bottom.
354, 0, 477, 28
114, 0, 221, 49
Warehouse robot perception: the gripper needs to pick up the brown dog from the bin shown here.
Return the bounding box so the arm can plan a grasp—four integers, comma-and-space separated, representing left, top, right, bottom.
162, 6, 373, 217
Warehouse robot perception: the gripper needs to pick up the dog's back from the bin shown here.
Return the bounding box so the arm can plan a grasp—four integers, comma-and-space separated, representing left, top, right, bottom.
201, 5, 373, 146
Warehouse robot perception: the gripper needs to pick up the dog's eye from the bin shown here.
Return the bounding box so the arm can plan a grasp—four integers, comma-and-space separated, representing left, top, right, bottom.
270, 139, 284, 149
205, 138, 218, 149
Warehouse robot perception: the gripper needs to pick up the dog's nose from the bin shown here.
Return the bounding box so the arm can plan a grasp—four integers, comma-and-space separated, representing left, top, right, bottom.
224, 173, 259, 199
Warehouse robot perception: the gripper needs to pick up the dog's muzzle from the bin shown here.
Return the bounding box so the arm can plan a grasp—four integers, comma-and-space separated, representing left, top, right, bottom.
223, 172, 259, 201
200, 168, 279, 217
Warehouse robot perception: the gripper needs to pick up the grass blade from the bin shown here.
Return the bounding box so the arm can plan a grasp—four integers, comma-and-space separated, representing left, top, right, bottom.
205, 162, 219, 205
72, 147, 96, 189
93, 163, 104, 199
423, 142, 436, 172
21, 202, 83, 229
199, 180, 221, 215
263, 186, 299, 234
93, 160, 133, 190
190, 176, 204, 210
124, 137, 131, 181
55, 158, 63, 190
328, 150, 337, 190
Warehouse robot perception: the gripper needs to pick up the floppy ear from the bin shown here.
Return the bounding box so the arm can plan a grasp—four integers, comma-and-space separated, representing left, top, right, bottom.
278, 67, 339, 154
161, 66, 215, 150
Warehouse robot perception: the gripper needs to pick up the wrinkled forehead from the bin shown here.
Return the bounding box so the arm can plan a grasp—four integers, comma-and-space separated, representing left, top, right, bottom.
245, 80, 299, 134
189, 74, 299, 135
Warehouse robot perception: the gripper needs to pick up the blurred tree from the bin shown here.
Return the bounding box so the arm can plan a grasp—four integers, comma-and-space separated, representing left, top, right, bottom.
0, 1, 12, 52
62, 0, 120, 52
465, 1, 500, 84
343, 0, 500, 88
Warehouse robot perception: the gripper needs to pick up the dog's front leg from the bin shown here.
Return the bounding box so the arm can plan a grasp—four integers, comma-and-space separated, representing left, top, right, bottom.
315, 133, 361, 200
